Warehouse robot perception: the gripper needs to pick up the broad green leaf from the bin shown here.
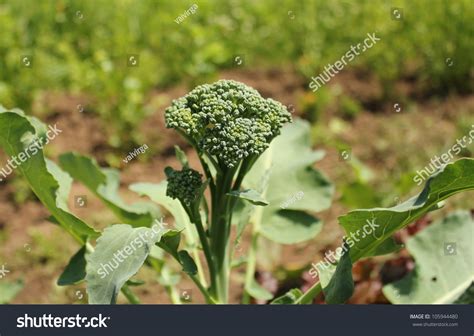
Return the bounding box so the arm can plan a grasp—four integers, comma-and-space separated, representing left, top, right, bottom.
228, 189, 268, 206
271, 288, 303, 304
302, 159, 474, 305
130, 182, 190, 231
341, 182, 381, 208
319, 242, 354, 304
149, 245, 165, 260
86, 224, 165, 304
0, 110, 97, 242
340, 159, 474, 262
244, 119, 334, 244
383, 211, 474, 304
131, 182, 203, 276
131, 181, 201, 247
246, 278, 273, 301
0, 280, 23, 303
57, 245, 87, 286
365, 238, 403, 257
59, 152, 159, 227
267, 209, 322, 244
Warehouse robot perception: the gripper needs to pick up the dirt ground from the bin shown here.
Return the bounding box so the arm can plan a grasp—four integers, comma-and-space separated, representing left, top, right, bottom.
0, 68, 472, 304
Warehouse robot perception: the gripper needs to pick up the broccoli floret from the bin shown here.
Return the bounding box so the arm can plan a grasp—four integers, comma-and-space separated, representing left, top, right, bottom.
165, 167, 203, 206
165, 80, 292, 167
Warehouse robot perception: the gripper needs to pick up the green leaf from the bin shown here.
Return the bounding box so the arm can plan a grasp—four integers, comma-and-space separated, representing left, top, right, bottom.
383, 211, 474, 304
228, 189, 268, 206
86, 224, 165, 304
156, 231, 197, 278
130, 182, 190, 230
454, 282, 474, 304
57, 245, 87, 286
365, 238, 403, 257
244, 119, 333, 244
271, 288, 303, 304
245, 278, 273, 301
177, 250, 198, 276
340, 158, 474, 262
0, 280, 23, 303
341, 182, 381, 208
157, 230, 182, 259
267, 210, 322, 245
59, 152, 160, 227
301, 159, 474, 305
131, 182, 202, 273
319, 242, 354, 304
0, 110, 97, 242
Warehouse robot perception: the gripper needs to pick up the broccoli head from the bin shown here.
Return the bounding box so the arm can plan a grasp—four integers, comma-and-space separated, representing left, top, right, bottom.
165, 80, 292, 168
165, 167, 203, 206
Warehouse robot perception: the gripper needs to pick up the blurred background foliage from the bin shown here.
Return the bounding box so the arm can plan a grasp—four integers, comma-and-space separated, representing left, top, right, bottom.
1, 0, 472, 147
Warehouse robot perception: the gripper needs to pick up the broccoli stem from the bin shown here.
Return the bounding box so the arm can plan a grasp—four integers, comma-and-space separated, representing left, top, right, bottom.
208, 156, 258, 303
209, 164, 238, 303
241, 227, 260, 304
185, 203, 217, 297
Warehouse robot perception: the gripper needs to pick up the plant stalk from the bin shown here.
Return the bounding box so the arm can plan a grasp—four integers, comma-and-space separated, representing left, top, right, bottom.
295, 282, 322, 304
190, 206, 217, 294
210, 166, 236, 303
121, 285, 141, 304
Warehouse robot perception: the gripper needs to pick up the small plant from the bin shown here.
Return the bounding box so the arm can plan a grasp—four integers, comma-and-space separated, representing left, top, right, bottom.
162, 80, 292, 302
0, 81, 473, 304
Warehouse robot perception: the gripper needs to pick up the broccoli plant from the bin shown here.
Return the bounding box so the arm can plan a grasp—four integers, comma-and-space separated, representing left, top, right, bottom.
162, 80, 292, 302
0, 81, 473, 305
